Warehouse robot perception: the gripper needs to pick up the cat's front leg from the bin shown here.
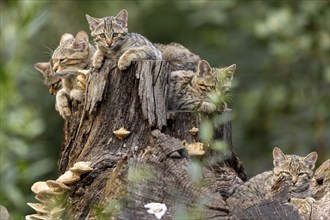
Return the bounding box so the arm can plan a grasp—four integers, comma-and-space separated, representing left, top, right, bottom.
92, 50, 104, 70
117, 49, 136, 70
118, 47, 155, 70
55, 89, 71, 119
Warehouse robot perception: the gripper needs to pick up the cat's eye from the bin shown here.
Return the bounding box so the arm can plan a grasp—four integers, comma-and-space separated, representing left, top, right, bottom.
281, 171, 290, 176
60, 59, 65, 62
113, 33, 119, 37
298, 173, 306, 176
99, 33, 106, 38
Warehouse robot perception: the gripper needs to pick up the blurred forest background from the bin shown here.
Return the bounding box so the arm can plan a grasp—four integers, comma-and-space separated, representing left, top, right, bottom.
0, 0, 329, 218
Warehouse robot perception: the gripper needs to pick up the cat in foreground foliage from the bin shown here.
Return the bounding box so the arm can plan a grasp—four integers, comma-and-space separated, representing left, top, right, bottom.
168, 60, 236, 113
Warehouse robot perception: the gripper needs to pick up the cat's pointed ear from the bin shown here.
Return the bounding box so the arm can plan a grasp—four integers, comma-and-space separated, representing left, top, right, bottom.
115, 9, 128, 28
73, 31, 89, 50
273, 147, 286, 166
304, 152, 318, 170
34, 62, 50, 75
86, 14, 102, 32
60, 33, 74, 44
197, 60, 212, 76
225, 64, 236, 76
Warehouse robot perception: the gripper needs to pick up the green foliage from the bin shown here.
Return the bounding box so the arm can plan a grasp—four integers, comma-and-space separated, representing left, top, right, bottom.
104, 198, 124, 215
0, 0, 329, 218
0, 1, 61, 218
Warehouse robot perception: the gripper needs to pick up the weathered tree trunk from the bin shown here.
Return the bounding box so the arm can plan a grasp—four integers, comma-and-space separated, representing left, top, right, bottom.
55, 60, 324, 219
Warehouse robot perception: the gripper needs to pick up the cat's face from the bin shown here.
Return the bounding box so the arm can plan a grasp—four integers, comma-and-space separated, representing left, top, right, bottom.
216, 64, 236, 93
86, 9, 128, 51
272, 147, 318, 192
192, 60, 217, 93
34, 61, 61, 95
52, 31, 90, 78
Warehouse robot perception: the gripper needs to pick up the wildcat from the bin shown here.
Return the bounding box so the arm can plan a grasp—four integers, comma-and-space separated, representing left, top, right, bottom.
51, 30, 95, 119
155, 42, 200, 72
168, 60, 236, 113
86, 9, 162, 71
34, 60, 62, 96
230, 147, 318, 200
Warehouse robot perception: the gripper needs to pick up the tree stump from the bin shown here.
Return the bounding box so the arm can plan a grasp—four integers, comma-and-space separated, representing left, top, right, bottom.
52, 59, 328, 220
56, 60, 245, 219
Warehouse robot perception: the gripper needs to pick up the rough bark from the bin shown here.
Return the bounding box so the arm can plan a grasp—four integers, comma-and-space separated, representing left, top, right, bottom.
52, 60, 327, 219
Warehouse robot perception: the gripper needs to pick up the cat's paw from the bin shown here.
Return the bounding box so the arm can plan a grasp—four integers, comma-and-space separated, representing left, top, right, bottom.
70, 89, 84, 102
92, 60, 103, 70
118, 56, 132, 70
92, 52, 104, 70
56, 90, 71, 119
56, 101, 71, 119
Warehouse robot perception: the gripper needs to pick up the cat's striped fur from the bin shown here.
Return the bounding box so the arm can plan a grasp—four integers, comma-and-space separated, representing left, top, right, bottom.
168, 60, 235, 113
86, 9, 162, 70
155, 42, 200, 72
51, 31, 95, 119
230, 147, 318, 200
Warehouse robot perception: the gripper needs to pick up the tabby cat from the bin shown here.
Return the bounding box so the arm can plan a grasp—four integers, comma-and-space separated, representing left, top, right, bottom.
230, 147, 318, 200
168, 60, 236, 113
51, 31, 95, 119
86, 9, 162, 71
34, 60, 62, 96
155, 43, 200, 72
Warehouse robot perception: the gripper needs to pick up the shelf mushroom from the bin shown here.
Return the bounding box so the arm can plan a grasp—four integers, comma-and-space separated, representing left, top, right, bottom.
56, 170, 81, 185
70, 161, 93, 175
185, 142, 205, 156
113, 127, 131, 140
188, 127, 199, 136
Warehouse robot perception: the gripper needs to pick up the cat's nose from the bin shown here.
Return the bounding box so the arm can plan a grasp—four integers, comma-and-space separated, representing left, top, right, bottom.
106, 39, 112, 46
53, 63, 59, 72
292, 176, 298, 184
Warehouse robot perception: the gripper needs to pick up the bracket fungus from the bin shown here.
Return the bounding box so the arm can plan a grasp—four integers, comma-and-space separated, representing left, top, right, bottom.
46, 180, 70, 192
113, 127, 131, 140
49, 207, 66, 218
185, 142, 205, 156
70, 161, 93, 175
25, 214, 52, 220
56, 170, 81, 185
26, 161, 93, 220
31, 182, 52, 195
35, 193, 57, 205
26, 203, 48, 215
188, 127, 199, 136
